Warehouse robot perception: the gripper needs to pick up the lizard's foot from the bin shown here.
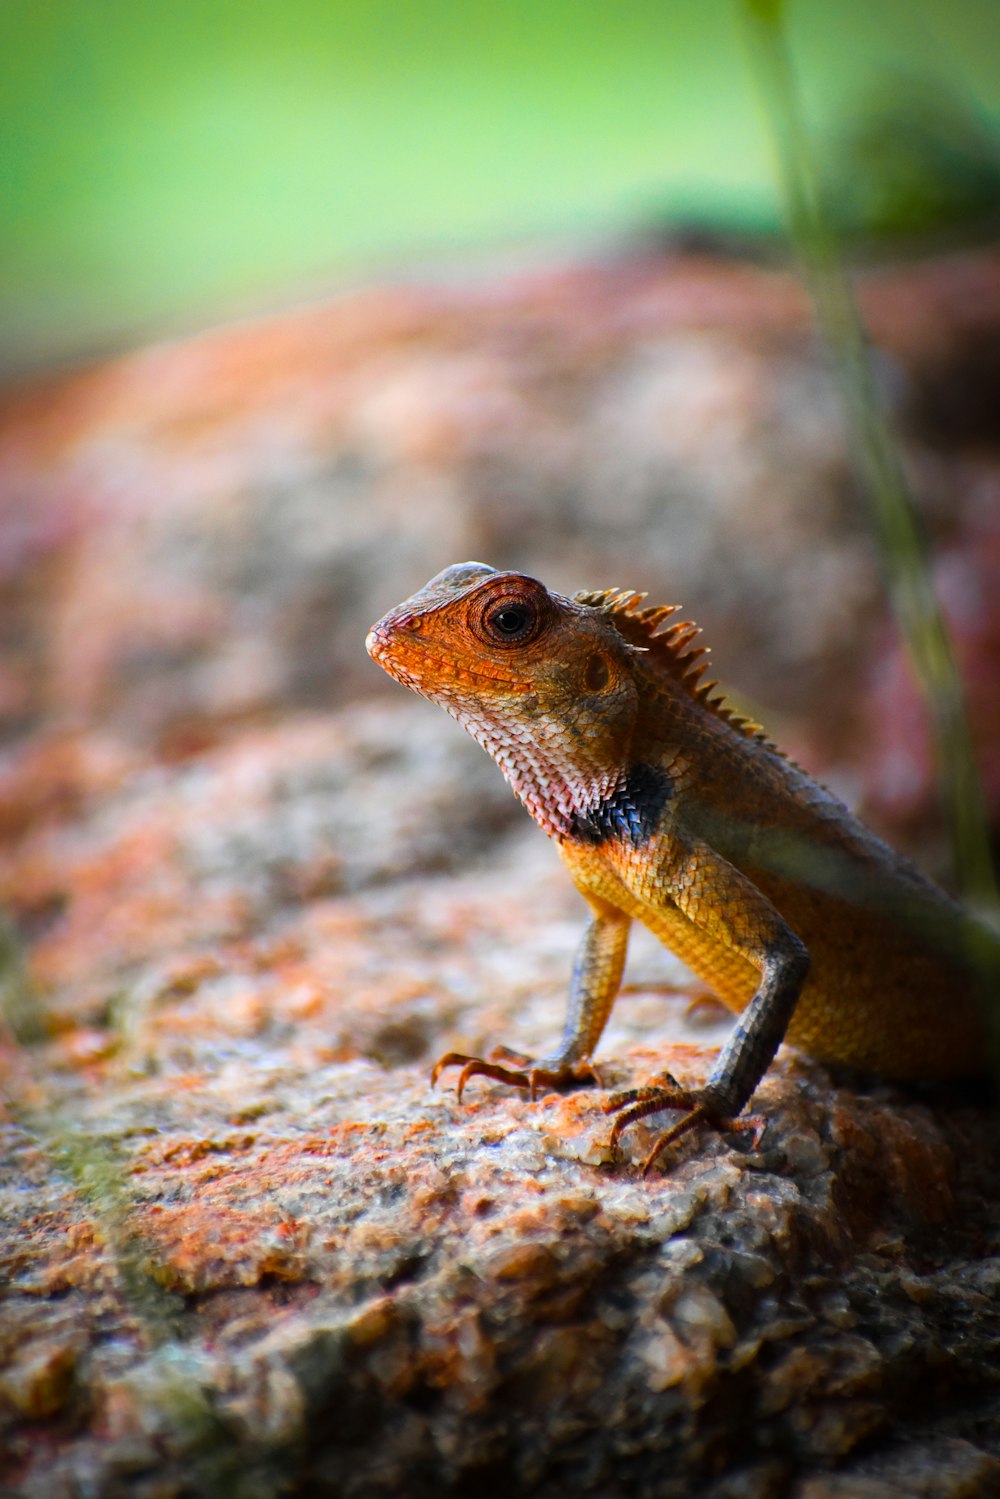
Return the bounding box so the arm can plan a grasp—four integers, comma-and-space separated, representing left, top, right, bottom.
603, 1072, 765, 1176
432, 1045, 600, 1103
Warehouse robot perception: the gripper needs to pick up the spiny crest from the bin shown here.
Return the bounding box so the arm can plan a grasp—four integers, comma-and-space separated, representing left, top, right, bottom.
574, 586, 775, 746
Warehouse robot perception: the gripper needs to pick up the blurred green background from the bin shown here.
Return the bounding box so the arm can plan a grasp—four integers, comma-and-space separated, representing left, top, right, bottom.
2, 0, 998, 372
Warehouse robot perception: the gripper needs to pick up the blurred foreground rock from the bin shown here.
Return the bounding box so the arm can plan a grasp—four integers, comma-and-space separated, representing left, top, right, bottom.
1, 247, 999, 1496
1, 247, 998, 844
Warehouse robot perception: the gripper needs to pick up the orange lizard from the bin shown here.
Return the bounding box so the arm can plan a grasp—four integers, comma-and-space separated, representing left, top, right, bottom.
366, 563, 988, 1171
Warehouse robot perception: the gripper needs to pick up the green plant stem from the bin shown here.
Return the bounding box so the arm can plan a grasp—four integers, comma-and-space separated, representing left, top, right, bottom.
743, 0, 998, 929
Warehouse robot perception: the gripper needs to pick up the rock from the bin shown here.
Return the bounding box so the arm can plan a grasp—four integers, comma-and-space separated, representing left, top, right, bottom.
2, 696, 999, 1497
1, 247, 999, 1496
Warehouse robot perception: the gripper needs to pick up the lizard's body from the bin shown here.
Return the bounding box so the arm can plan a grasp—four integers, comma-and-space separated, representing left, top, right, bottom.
367, 563, 987, 1168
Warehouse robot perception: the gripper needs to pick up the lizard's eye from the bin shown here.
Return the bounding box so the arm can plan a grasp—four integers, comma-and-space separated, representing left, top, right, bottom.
493, 606, 530, 635
468, 574, 550, 649
481, 596, 541, 646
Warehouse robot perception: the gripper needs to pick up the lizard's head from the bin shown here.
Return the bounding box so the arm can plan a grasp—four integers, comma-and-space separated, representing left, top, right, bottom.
366, 563, 642, 833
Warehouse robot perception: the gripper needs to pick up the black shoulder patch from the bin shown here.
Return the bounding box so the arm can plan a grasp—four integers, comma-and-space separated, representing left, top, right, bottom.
570, 762, 672, 847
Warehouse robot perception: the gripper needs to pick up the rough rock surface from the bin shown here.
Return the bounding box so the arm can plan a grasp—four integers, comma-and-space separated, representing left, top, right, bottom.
2, 248, 999, 1497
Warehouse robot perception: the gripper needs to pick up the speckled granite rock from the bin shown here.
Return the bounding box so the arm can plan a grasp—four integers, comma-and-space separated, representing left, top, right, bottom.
2, 248, 999, 1497
2, 701, 999, 1499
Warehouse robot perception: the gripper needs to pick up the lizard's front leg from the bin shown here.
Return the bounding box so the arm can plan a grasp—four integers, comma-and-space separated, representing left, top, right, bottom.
605, 833, 810, 1173
433, 895, 631, 1101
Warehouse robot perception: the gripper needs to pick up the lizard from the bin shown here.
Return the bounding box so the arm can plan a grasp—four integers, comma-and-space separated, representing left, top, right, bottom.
366, 562, 989, 1172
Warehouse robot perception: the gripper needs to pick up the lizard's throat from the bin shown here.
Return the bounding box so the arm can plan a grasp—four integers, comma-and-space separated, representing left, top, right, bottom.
458, 709, 623, 841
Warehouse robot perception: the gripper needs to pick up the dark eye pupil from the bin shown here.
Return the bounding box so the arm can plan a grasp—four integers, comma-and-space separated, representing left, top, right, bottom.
494, 607, 527, 634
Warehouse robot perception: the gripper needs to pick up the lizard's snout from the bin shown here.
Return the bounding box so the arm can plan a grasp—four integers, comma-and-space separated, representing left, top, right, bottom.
366, 611, 429, 695
365, 616, 396, 670
366, 610, 421, 660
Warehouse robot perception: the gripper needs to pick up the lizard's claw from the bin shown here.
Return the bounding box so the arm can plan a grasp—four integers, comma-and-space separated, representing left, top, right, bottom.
432, 1048, 600, 1103
603, 1071, 765, 1176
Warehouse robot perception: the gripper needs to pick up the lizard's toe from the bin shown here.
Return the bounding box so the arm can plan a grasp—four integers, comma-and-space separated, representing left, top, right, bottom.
431, 1050, 599, 1102
603, 1074, 765, 1173
430, 1052, 532, 1102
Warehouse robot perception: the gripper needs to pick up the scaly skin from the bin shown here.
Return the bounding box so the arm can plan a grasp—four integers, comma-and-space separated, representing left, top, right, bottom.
366, 562, 988, 1171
